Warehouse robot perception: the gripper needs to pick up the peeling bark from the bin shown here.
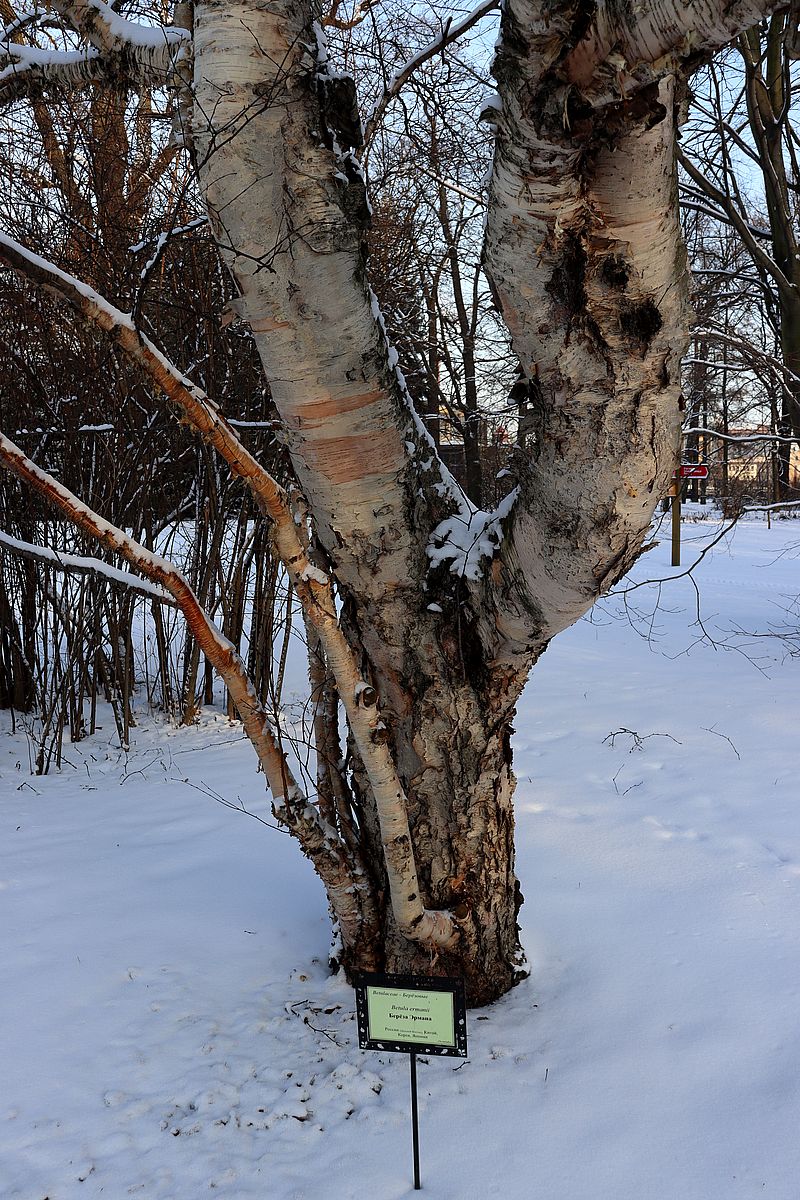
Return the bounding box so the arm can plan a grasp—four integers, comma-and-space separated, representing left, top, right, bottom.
486, 70, 687, 658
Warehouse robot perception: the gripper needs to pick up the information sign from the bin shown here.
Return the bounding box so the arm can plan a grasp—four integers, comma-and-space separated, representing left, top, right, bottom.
669, 463, 709, 565
355, 972, 468, 1057
355, 974, 468, 1190
673, 464, 709, 479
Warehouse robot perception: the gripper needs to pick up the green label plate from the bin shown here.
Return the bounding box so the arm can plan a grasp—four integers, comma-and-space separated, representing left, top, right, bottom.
355, 973, 468, 1057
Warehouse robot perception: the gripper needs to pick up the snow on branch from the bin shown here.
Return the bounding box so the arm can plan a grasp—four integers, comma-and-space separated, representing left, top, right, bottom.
0, 232, 357, 641
0, 230, 298, 539
743, 500, 800, 513
689, 427, 799, 446
129, 216, 208, 259
1, 9, 48, 42
0, 529, 176, 605
0, 0, 189, 103
0, 41, 102, 101
362, 0, 499, 147
415, 162, 485, 206
50, 0, 189, 54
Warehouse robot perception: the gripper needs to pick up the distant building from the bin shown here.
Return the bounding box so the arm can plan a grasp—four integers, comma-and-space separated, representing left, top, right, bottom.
709, 426, 800, 501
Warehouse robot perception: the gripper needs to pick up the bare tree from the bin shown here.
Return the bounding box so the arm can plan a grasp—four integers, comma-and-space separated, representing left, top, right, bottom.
0, 0, 783, 1004
679, 204, 782, 505
359, 12, 516, 504
679, 22, 800, 497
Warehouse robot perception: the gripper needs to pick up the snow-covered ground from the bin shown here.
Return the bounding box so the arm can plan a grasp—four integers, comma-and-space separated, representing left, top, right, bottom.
2, 508, 799, 1199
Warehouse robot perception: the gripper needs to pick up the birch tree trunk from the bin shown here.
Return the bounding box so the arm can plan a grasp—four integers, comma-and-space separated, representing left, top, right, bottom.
188, 0, 524, 1001
0, 0, 784, 1005
183, 0, 781, 1002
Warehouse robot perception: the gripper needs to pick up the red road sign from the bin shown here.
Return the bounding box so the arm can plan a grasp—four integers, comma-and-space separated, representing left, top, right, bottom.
673, 465, 709, 479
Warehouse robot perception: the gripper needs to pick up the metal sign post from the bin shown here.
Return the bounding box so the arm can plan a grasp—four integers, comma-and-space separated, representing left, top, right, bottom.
355, 973, 468, 1191
670, 465, 709, 567
670, 477, 681, 566
410, 1050, 421, 1190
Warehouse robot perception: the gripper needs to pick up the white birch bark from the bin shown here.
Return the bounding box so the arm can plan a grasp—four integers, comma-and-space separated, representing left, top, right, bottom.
482, 0, 785, 666
191, 0, 427, 606
0, 1, 188, 101
189, 2, 480, 819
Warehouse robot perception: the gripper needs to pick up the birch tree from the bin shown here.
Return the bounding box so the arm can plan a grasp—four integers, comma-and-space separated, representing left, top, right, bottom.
0, 0, 784, 1004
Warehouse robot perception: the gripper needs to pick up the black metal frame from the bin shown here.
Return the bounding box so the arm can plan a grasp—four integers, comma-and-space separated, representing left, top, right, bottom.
354, 972, 468, 1058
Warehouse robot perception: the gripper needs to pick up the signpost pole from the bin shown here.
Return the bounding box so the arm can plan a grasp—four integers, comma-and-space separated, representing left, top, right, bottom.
671, 479, 681, 567
410, 1051, 421, 1190
354, 973, 468, 1191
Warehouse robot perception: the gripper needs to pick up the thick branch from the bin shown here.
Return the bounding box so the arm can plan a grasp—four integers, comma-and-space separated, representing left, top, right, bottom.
50, 1, 187, 56
0, 2, 189, 103
562, 0, 785, 97
483, 0, 785, 666
191, 1, 462, 617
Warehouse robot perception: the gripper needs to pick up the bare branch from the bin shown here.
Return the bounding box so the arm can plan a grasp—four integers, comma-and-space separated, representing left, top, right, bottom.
678, 149, 796, 299
322, 0, 381, 31
0, 230, 299, 536
0, 529, 177, 605
414, 162, 485, 205
691, 427, 799, 446
0, 434, 397, 952
0, 431, 301, 801
0, 2, 190, 103
362, 0, 499, 148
